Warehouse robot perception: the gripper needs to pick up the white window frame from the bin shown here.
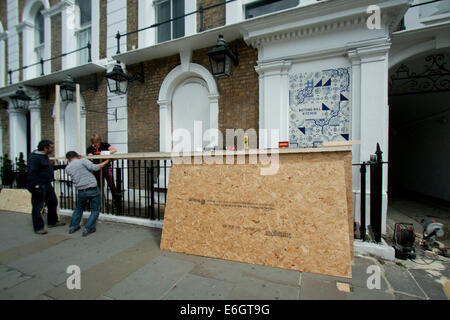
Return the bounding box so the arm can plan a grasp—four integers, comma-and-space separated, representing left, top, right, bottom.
155, 0, 186, 44
74, 0, 92, 65
22, 0, 51, 80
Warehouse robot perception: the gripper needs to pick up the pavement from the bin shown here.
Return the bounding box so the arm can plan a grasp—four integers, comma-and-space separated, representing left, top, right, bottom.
0, 210, 448, 300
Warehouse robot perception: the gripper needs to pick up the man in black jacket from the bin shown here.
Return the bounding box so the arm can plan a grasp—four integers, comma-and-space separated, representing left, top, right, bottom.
27, 140, 66, 234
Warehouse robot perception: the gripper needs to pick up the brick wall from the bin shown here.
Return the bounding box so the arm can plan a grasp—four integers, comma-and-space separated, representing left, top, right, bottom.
127, 55, 180, 153
80, 74, 108, 152
197, 0, 226, 32
51, 13, 62, 72
100, 0, 107, 59
1, 106, 10, 158
40, 87, 55, 143
127, 0, 138, 51
127, 39, 259, 152
192, 39, 259, 141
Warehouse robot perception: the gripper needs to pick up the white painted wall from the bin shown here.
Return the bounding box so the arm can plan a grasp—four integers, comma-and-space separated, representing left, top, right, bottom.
7, 0, 19, 84
0, 23, 5, 87
107, 0, 128, 153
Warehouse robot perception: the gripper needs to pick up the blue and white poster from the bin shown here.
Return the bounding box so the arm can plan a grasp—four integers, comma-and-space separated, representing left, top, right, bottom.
289, 68, 351, 147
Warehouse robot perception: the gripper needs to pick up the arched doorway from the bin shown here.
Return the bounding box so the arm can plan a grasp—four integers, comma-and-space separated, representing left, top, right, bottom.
172, 78, 211, 152
388, 50, 450, 233
158, 62, 219, 152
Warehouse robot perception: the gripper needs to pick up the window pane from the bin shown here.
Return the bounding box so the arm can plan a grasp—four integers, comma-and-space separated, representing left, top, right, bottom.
245, 0, 299, 19
157, 0, 171, 43
172, 0, 185, 39
76, 0, 92, 26
35, 7, 44, 45
78, 27, 91, 64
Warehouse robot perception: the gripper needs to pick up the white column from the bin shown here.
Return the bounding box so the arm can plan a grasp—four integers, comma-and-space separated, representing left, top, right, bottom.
255, 60, 292, 148
29, 101, 42, 153
158, 100, 172, 152
351, 42, 391, 234
8, 107, 28, 162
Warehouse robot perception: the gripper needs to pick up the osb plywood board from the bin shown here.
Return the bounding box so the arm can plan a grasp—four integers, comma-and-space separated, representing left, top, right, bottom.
161, 152, 353, 278
0, 189, 32, 214
289, 151, 354, 257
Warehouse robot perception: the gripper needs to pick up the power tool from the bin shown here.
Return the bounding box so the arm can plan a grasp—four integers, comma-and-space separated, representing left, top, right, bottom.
393, 223, 416, 260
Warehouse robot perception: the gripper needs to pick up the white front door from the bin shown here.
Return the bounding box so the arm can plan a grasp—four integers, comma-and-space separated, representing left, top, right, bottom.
172, 78, 210, 152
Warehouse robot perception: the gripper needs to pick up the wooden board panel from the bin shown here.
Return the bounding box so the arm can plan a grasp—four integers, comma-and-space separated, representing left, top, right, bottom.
161, 151, 353, 278
0, 189, 32, 214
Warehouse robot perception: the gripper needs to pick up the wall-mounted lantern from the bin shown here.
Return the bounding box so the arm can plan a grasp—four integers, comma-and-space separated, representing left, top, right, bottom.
105, 62, 144, 95
207, 34, 238, 78
59, 75, 76, 102
9, 87, 32, 110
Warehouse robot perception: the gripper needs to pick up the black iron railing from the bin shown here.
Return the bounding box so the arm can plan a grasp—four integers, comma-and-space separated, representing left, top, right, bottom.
353, 143, 387, 243
8, 42, 92, 85
55, 157, 171, 220
1, 155, 171, 221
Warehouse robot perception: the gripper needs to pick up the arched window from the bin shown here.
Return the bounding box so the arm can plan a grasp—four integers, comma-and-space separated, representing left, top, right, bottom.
75, 0, 91, 64
34, 5, 45, 64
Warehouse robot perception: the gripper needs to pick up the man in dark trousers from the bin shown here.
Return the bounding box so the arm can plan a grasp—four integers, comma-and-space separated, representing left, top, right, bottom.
27, 140, 66, 235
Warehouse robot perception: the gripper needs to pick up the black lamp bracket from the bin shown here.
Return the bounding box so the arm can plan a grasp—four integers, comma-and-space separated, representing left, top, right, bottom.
127, 62, 145, 83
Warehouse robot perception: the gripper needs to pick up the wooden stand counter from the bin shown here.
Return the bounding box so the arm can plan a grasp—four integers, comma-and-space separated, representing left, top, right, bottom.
160, 146, 354, 278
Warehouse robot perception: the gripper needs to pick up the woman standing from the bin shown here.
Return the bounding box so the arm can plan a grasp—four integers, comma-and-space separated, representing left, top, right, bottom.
87, 133, 121, 212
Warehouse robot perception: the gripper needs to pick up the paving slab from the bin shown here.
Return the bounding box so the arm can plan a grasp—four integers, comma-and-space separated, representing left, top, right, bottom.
0, 234, 70, 264
394, 292, 426, 300
226, 277, 300, 300
44, 237, 162, 299
162, 273, 235, 300
298, 277, 348, 300
105, 255, 196, 300
346, 286, 394, 300
383, 263, 427, 298
408, 269, 448, 300
0, 277, 55, 300
188, 258, 301, 287
0, 266, 32, 291
351, 257, 389, 290
7, 224, 156, 286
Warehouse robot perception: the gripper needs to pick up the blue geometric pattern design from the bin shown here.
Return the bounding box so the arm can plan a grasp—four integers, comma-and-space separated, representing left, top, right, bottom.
289, 68, 351, 147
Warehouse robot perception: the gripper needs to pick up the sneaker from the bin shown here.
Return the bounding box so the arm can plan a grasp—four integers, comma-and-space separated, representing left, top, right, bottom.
69, 226, 80, 234
82, 228, 96, 237
35, 229, 48, 235
48, 221, 66, 228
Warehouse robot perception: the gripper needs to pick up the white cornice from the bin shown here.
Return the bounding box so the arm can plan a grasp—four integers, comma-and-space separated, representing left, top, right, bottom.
42, 0, 73, 17
15, 21, 34, 33
254, 60, 292, 77
242, 0, 411, 47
